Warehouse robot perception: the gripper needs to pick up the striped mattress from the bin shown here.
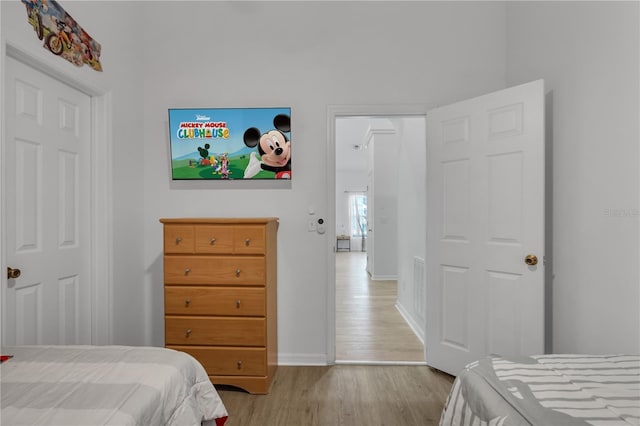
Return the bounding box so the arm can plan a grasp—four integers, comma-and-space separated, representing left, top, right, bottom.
440, 354, 639, 426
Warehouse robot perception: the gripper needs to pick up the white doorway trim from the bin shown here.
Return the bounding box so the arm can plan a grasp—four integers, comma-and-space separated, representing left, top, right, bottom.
326, 104, 431, 365
1, 41, 113, 345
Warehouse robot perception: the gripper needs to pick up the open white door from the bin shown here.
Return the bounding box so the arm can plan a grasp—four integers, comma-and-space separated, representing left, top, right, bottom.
426, 80, 545, 376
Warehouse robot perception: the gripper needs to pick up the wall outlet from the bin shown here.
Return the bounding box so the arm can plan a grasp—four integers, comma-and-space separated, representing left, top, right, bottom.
307, 218, 317, 232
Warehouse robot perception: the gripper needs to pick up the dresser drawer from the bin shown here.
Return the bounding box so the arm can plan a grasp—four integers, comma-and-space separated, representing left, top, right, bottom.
164, 224, 195, 253
165, 286, 265, 316
164, 256, 265, 285
194, 225, 235, 254
233, 225, 266, 254
168, 346, 266, 376
165, 316, 265, 346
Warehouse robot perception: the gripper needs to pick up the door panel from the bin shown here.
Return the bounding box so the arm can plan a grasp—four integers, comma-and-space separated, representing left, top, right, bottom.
4, 56, 92, 345
426, 80, 545, 376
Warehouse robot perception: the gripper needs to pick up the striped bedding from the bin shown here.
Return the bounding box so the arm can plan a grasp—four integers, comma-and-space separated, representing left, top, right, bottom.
440, 354, 639, 426
0, 345, 229, 426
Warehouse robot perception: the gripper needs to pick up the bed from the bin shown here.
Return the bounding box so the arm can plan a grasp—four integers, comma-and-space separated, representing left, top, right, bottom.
0, 345, 229, 426
440, 354, 639, 426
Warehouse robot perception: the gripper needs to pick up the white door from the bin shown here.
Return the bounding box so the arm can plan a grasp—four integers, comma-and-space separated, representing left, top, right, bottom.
425, 80, 545, 376
3, 56, 92, 345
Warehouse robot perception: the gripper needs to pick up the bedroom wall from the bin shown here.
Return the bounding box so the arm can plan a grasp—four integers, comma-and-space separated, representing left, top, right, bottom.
0, 1, 146, 345
506, 1, 640, 354
140, 1, 507, 362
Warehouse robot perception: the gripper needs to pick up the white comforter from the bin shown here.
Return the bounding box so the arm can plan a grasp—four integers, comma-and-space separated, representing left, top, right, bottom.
0, 345, 228, 426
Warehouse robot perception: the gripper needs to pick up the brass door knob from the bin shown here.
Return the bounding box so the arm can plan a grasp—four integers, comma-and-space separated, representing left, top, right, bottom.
7, 267, 21, 279
524, 254, 538, 266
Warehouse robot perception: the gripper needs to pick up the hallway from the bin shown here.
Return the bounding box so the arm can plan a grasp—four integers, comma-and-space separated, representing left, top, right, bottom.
335, 251, 424, 363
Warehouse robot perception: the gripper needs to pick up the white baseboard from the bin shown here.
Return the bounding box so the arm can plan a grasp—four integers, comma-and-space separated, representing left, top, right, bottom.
369, 274, 398, 281
278, 353, 329, 366
395, 301, 425, 345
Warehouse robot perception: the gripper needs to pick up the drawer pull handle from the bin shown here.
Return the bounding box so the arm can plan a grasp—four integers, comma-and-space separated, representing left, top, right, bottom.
175, 237, 182, 244
236, 300, 241, 308
185, 329, 191, 337
245, 238, 251, 246
237, 360, 242, 370
235, 269, 241, 277
184, 268, 191, 275
185, 299, 191, 307
209, 238, 216, 245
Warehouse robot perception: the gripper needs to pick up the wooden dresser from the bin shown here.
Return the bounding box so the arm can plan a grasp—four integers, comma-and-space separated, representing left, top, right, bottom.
160, 217, 278, 394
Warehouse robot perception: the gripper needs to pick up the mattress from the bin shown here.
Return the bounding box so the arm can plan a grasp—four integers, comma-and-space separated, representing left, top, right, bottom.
0, 345, 229, 426
440, 354, 639, 426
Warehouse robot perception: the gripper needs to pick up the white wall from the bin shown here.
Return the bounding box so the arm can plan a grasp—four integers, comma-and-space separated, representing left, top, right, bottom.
141, 1, 507, 362
1, 1, 146, 345
367, 128, 399, 279
506, 1, 640, 354
396, 117, 427, 341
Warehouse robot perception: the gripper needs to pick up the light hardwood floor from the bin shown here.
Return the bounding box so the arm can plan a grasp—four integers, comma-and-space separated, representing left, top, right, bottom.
217, 365, 455, 426
336, 251, 424, 363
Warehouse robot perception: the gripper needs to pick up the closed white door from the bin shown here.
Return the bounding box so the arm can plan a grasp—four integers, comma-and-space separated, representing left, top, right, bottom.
426, 80, 545, 376
3, 56, 92, 345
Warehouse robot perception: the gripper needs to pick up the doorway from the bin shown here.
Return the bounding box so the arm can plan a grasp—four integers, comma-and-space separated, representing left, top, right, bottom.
328, 81, 545, 371
329, 107, 429, 364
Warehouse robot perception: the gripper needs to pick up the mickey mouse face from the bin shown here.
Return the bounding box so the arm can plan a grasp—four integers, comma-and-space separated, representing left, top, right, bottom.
258, 130, 290, 168
243, 114, 291, 170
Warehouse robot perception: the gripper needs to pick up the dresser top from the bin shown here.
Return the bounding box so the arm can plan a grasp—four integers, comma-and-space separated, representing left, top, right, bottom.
160, 217, 279, 225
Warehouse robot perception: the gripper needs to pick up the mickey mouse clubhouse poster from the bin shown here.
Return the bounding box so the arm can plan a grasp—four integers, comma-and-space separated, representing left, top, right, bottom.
168, 107, 291, 180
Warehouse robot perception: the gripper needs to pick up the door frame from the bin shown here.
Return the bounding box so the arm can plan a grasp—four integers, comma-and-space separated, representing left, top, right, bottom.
0, 41, 113, 345
326, 104, 431, 364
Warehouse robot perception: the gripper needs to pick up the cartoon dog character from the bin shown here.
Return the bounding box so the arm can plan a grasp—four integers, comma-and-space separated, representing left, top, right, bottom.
243, 114, 291, 179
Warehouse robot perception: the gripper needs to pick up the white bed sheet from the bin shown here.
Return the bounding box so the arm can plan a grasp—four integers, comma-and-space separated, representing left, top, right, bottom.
0, 345, 228, 426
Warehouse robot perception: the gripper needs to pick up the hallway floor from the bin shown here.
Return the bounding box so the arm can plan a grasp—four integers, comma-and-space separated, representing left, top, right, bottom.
335, 251, 424, 363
